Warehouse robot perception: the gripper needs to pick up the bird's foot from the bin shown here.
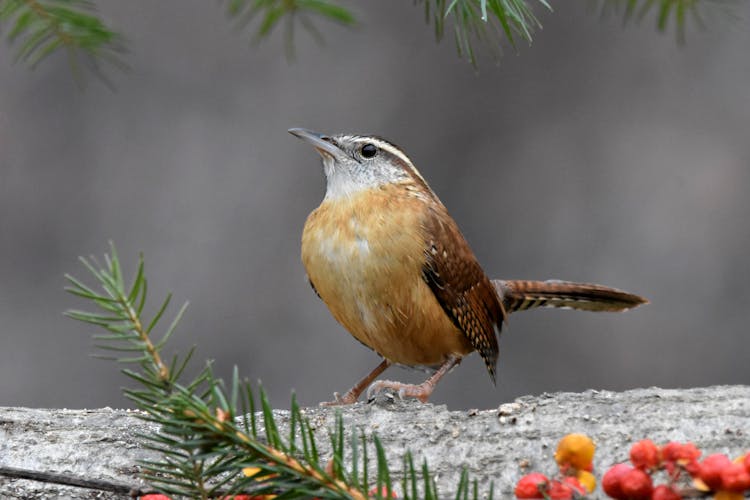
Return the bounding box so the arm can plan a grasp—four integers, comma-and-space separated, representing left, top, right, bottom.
366, 379, 434, 403
319, 391, 359, 407
318, 359, 393, 406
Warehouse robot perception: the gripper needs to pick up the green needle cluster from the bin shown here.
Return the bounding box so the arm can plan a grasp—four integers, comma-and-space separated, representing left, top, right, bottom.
0, 0, 735, 81
65, 243, 494, 499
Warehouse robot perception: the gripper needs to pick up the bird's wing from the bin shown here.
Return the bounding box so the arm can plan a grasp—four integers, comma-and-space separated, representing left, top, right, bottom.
420, 204, 505, 382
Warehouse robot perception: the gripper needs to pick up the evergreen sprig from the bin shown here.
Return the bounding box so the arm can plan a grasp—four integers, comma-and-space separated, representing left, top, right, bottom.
65, 243, 493, 499
593, 0, 737, 43
419, 0, 550, 65
223, 0, 356, 59
0, 0, 124, 80
0, 1, 739, 79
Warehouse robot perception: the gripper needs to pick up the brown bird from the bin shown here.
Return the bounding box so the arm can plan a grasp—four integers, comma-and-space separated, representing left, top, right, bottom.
290, 128, 648, 406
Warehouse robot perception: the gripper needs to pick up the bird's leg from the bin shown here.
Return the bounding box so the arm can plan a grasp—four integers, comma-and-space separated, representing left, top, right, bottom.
320, 359, 392, 406
366, 355, 462, 403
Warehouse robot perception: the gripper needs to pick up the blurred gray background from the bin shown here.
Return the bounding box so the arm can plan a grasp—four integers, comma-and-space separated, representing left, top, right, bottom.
1, 1, 748, 411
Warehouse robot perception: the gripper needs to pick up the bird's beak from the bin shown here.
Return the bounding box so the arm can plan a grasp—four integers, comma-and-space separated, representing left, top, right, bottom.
288, 128, 346, 160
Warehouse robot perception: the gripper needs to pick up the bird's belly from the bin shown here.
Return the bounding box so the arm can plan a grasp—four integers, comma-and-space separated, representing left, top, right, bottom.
301, 194, 473, 366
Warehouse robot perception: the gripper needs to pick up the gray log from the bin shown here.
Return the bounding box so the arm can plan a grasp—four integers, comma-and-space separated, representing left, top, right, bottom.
1, 385, 748, 499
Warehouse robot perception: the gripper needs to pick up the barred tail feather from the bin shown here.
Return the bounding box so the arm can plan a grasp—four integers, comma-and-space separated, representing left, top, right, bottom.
492, 279, 648, 314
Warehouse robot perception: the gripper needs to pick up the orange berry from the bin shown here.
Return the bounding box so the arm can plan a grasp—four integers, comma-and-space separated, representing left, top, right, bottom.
575, 470, 596, 493
554, 433, 595, 470
514, 472, 548, 499
699, 454, 732, 490
651, 484, 681, 500
602, 463, 632, 499
721, 462, 750, 492
629, 439, 660, 471
714, 491, 745, 500
619, 468, 653, 499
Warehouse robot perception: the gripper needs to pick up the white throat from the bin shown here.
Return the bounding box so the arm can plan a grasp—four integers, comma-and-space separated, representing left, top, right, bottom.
322, 157, 392, 200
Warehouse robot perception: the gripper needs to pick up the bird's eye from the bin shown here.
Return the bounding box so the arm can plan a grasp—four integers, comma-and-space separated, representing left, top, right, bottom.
361, 143, 377, 159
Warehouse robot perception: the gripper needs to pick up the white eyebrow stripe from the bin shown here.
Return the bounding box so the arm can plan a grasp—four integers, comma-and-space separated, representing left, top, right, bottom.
364, 138, 430, 186
367, 139, 413, 166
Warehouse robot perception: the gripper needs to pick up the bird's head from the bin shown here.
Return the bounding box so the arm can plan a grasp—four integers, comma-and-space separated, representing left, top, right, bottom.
289, 128, 433, 200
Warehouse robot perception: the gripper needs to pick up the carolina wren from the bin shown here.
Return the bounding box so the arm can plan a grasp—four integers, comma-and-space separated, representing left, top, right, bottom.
290, 128, 648, 406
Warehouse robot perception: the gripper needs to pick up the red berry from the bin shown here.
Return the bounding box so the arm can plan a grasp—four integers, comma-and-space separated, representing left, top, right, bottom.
651, 484, 682, 500
514, 472, 548, 499
699, 454, 732, 490
619, 468, 653, 499
602, 463, 632, 499
368, 485, 398, 498
630, 439, 660, 471
660, 442, 680, 462
661, 442, 701, 464
721, 462, 750, 492
140, 495, 172, 500
743, 453, 750, 474
546, 480, 574, 500
679, 443, 701, 461
561, 476, 586, 495
683, 459, 701, 477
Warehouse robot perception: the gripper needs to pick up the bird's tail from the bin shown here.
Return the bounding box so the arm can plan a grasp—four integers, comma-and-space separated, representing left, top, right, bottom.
492, 279, 648, 314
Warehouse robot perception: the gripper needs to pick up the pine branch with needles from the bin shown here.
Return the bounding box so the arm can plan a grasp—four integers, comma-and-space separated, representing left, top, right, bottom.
0, 0, 738, 80
0, 0, 125, 83
64, 243, 492, 499
590, 0, 739, 44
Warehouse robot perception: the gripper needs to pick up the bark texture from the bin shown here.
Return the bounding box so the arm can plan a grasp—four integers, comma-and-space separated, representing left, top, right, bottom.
1, 385, 748, 499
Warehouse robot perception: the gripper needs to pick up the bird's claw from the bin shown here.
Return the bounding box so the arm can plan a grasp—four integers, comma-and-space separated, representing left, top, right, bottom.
319, 391, 357, 407
367, 380, 431, 403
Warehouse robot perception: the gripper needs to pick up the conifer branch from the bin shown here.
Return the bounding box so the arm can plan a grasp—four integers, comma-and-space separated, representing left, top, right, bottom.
0, 1, 739, 79
420, 0, 549, 65
223, 0, 356, 58
0, 0, 125, 82
65, 243, 493, 499
593, 0, 738, 44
